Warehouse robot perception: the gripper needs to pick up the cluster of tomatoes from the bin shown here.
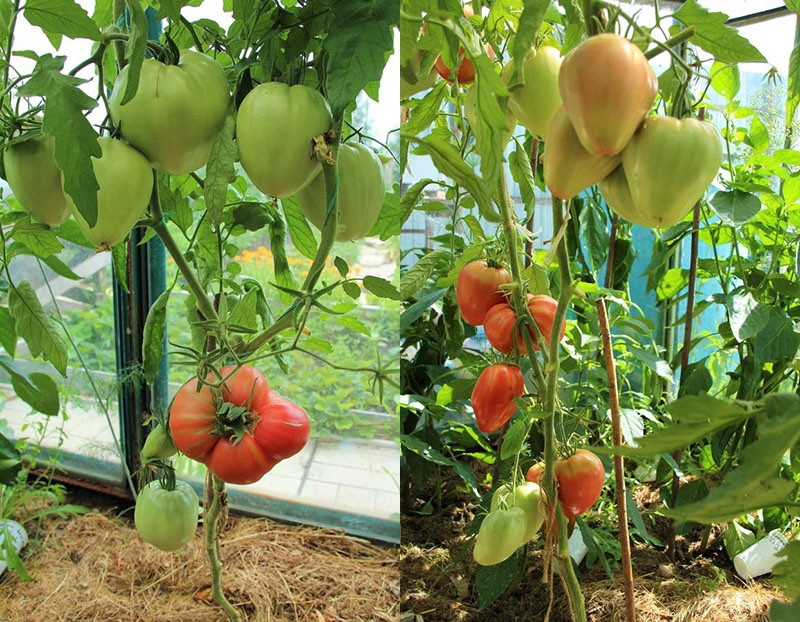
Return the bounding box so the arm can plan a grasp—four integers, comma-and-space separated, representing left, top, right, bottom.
455, 259, 565, 434
5, 50, 386, 249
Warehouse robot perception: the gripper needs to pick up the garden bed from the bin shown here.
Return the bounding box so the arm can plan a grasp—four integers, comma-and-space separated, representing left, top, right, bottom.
0, 485, 399, 621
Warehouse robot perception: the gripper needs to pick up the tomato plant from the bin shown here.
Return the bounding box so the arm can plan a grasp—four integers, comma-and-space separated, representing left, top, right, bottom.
472, 507, 527, 566
455, 259, 511, 326
236, 82, 332, 198
134, 479, 199, 552
65, 137, 154, 251
2, 134, 69, 226
169, 365, 310, 485
109, 50, 229, 176
294, 141, 385, 242
502, 45, 562, 138
559, 33, 657, 156
471, 364, 524, 433
432, 5, 495, 84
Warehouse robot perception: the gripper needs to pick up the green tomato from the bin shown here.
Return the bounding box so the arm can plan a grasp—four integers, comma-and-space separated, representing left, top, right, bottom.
109, 50, 229, 176
134, 479, 198, 552
473, 507, 527, 566
236, 82, 332, 198
490, 482, 545, 542
502, 45, 562, 138
601, 115, 723, 228
140, 424, 177, 463
65, 137, 154, 251
294, 142, 385, 242
3, 134, 69, 226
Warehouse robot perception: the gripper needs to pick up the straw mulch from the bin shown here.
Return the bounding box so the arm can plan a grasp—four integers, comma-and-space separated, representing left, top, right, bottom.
0, 509, 399, 621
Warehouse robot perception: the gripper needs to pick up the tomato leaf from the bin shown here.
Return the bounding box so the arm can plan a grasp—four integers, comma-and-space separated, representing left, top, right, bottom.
10, 220, 63, 258
772, 541, 800, 604
0, 432, 22, 485
402, 82, 447, 135
142, 288, 171, 385
508, 0, 552, 87
0, 306, 16, 358
265, 203, 297, 304
23, 0, 101, 44
335, 315, 371, 336
8, 281, 67, 376
400, 249, 449, 300
771, 598, 800, 622
281, 197, 318, 260
111, 242, 129, 294
362, 275, 401, 301
672, 0, 766, 63
17, 54, 101, 228
0, 357, 60, 416
333, 256, 349, 278
368, 184, 403, 241
710, 189, 761, 226
323, 0, 397, 117
117, 0, 148, 106
39, 254, 81, 281
499, 419, 526, 461
204, 114, 238, 229
475, 551, 521, 610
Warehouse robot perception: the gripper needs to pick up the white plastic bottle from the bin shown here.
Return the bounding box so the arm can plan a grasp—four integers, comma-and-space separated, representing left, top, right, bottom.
0, 519, 29, 577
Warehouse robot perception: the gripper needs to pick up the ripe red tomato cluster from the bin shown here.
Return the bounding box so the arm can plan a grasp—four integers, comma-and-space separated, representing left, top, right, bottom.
169, 364, 310, 485
526, 450, 605, 519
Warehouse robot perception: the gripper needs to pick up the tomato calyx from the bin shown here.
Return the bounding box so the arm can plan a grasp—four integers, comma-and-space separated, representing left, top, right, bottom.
212, 401, 259, 443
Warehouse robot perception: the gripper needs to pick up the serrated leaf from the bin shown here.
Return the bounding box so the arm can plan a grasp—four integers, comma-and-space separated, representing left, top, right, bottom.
400, 249, 449, 299
335, 314, 371, 336
23, 0, 101, 42
673, 0, 766, 63
499, 419, 526, 460
10, 221, 63, 257
111, 242, 129, 294
118, 0, 148, 105
0, 307, 16, 357
787, 42, 800, 129
8, 281, 67, 376
323, 0, 397, 116
282, 197, 318, 260
303, 335, 334, 354
204, 115, 238, 228
265, 203, 297, 304
362, 275, 401, 300
367, 184, 402, 240
142, 289, 170, 385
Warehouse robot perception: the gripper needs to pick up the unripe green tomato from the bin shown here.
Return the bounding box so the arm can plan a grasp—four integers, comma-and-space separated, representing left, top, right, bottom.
65, 137, 154, 251
3, 134, 69, 226
464, 85, 516, 148
134, 479, 199, 552
294, 142, 385, 242
236, 82, 332, 198
543, 106, 620, 200
140, 424, 177, 463
490, 482, 545, 542
109, 50, 229, 176
610, 115, 723, 228
502, 45, 562, 138
473, 507, 527, 566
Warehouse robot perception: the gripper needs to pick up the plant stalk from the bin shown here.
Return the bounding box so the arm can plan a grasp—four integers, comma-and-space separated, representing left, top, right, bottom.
525, 138, 541, 266
204, 473, 241, 622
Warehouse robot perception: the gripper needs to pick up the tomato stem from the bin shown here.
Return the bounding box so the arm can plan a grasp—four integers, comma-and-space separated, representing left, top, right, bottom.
205, 473, 241, 621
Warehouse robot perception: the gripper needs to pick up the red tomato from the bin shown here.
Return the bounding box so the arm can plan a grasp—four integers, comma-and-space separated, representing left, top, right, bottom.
432, 5, 495, 84
471, 364, 524, 433
554, 450, 605, 517
525, 463, 544, 484
169, 365, 311, 485
456, 259, 511, 326
484, 295, 565, 354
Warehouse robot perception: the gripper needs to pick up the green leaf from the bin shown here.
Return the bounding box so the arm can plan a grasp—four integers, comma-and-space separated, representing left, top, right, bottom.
771, 598, 800, 622
400, 249, 449, 299
509, 139, 536, 212
230, 202, 271, 232
23, 0, 101, 43
142, 289, 170, 385
509, 0, 552, 86
368, 184, 403, 240
664, 394, 800, 524
727, 292, 769, 342
787, 42, 800, 130
8, 281, 68, 376
400, 434, 479, 496
710, 190, 761, 226
118, 0, 148, 105
0, 357, 60, 416
265, 203, 297, 304
111, 242, 129, 294
709, 61, 740, 101
0, 306, 16, 357
772, 541, 800, 602
342, 281, 361, 299
333, 256, 349, 278
748, 114, 770, 153
402, 82, 447, 135
753, 308, 800, 366
722, 521, 756, 560
0, 432, 22, 485
10, 220, 63, 257
17, 54, 101, 227
499, 419, 526, 460
362, 275, 401, 300
399, 178, 434, 227
204, 115, 238, 229
672, 0, 766, 63
335, 314, 371, 336
323, 0, 397, 117
40, 254, 80, 280
475, 551, 520, 610
228, 288, 259, 332
613, 394, 749, 456
281, 197, 318, 260
403, 134, 500, 222
578, 197, 609, 273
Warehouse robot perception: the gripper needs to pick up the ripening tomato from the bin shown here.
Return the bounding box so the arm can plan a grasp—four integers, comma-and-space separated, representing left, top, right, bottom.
543, 105, 621, 201
455, 259, 511, 326
502, 45, 562, 138
483, 295, 565, 354
559, 33, 657, 156
471, 364, 524, 433
554, 450, 605, 518
134, 479, 199, 552
491, 482, 545, 542
169, 365, 311, 485
3, 134, 70, 226
600, 115, 723, 228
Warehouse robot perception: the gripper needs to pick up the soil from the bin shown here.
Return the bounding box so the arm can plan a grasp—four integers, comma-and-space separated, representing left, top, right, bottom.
0, 482, 399, 622
400, 473, 784, 622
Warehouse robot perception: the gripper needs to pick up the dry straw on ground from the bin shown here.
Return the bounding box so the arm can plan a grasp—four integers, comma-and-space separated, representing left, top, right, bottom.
0, 510, 399, 621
